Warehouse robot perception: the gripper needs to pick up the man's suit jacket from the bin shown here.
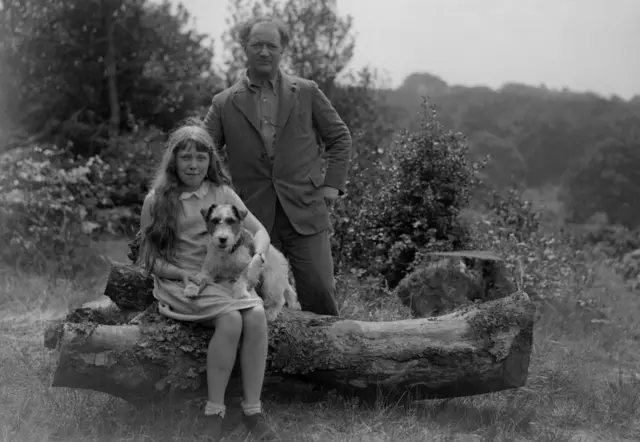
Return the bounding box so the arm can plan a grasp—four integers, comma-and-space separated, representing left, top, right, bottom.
203, 72, 352, 236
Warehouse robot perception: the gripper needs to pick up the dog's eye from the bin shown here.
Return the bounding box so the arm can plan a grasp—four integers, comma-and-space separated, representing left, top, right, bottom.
210, 217, 221, 224
225, 217, 237, 224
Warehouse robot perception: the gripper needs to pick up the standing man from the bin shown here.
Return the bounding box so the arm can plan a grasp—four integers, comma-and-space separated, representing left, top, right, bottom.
203, 16, 352, 316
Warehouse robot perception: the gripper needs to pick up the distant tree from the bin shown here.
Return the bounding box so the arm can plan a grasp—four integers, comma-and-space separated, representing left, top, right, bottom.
467, 130, 526, 188
564, 139, 640, 228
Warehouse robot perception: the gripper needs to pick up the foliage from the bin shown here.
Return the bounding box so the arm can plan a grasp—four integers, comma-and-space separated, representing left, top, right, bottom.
563, 139, 640, 228
0, 0, 218, 142
0, 126, 164, 276
0, 144, 110, 276
570, 217, 640, 289
353, 100, 485, 289
385, 74, 640, 195
328, 68, 399, 270
465, 209, 592, 301
482, 187, 541, 242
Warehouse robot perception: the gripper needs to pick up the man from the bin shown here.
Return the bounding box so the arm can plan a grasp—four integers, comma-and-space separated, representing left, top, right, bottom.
203, 16, 352, 316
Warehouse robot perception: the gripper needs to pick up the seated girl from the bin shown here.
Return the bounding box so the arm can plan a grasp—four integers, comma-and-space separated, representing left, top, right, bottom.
137, 119, 278, 441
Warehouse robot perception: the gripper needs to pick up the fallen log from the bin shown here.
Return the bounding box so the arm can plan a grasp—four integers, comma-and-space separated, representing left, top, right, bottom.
44, 289, 535, 404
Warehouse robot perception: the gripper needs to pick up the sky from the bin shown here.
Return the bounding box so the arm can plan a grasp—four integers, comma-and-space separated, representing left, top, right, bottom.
177, 0, 640, 99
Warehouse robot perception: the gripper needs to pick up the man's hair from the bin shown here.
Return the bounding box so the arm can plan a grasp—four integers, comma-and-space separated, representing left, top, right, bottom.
238, 16, 290, 49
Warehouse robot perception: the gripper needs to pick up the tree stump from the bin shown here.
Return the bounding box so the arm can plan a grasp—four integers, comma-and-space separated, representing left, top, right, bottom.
396, 251, 516, 318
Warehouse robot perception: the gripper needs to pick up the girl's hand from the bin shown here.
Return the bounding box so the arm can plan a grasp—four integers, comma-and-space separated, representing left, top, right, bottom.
183, 271, 207, 299
181, 270, 200, 287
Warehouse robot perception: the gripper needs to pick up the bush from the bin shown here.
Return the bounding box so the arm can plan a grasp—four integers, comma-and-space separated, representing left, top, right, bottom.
327, 72, 398, 272
465, 202, 594, 300
356, 100, 484, 289
0, 125, 165, 277
483, 187, 541, 241
0, 144, 111, 276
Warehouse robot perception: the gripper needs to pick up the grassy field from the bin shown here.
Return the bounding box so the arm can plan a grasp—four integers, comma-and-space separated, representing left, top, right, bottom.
1, 239, 640, 442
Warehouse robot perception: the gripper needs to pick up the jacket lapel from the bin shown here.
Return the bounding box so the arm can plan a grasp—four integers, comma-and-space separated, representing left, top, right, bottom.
231, 83, 261, 136
275, 73, 299, 140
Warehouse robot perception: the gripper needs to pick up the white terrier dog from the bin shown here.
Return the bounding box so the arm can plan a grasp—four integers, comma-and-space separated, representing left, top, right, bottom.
184, 203, 301, 321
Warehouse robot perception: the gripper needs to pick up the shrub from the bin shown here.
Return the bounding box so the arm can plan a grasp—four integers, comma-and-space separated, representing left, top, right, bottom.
327, 72, 398, 272
359, 100, 485, 289
0, 125, 165, 277
0, 144, 111, 276
484, 187, 541, 241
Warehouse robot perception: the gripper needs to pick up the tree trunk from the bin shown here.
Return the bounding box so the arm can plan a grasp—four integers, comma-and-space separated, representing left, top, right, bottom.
103, 0, 120, 141
44, 291, 535, 404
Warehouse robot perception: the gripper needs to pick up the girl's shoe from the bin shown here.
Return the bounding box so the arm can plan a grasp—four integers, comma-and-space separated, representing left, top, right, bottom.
204, 413, 224, 441
242, 412, 279, 441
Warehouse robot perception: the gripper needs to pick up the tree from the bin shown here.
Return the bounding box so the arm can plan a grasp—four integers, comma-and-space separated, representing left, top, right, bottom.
564, 139, 640, 228
0, 0, 216, 149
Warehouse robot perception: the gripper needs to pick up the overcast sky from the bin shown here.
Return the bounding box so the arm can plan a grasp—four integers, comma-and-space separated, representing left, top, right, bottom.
178, 0, 640, 99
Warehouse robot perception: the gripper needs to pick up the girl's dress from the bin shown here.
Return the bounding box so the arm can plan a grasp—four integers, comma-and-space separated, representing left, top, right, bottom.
149, 181, 263, 323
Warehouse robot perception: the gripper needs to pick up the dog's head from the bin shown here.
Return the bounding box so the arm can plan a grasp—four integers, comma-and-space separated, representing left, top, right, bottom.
200, 203, 248, 250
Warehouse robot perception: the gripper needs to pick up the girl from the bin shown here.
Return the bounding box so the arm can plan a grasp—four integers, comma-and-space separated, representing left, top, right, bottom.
137, 120, 278, 441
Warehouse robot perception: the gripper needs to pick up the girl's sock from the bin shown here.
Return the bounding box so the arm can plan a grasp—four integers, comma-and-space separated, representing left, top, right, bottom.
204, 401, 226, 418
241, 400, 262, 416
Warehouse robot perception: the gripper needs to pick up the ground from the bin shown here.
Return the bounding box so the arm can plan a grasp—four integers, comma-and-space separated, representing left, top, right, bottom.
1, 238, 640, 442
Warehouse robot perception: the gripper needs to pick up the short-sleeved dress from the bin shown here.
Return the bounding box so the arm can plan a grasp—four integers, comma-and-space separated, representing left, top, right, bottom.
149, 181, 264, 323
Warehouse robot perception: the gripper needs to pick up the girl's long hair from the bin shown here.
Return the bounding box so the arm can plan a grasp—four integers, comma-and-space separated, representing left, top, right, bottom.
137, 118, 233, 274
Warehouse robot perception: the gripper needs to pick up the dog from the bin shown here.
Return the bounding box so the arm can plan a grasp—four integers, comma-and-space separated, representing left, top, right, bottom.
184, 203, 301, 321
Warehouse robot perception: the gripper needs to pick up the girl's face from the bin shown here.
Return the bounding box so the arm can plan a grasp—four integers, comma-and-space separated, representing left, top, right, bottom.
175, 144, 210, 191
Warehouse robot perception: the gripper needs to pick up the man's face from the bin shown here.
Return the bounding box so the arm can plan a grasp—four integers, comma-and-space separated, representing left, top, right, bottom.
245, 22, 283, 77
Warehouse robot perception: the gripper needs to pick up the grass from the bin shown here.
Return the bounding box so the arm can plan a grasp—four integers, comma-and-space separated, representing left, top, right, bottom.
2, 239, 640, 441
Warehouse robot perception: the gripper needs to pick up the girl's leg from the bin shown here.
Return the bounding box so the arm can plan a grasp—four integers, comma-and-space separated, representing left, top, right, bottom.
239, 305, 268, 407
239, 305, 278, 440
206, 310, 243, 414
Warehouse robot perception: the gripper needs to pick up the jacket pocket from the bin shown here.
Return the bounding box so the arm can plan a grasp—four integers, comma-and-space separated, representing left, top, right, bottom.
309, 171, 324, 188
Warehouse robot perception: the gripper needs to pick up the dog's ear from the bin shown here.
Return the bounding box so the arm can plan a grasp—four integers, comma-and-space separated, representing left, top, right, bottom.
231, 205, 248, 221
201, 204, 216, 221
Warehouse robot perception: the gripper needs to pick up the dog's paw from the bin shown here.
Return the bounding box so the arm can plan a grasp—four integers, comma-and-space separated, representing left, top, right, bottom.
288, 299, 302, 311
194, 273, 210, 286
184, 282, 200, 298
264, 308, 280, 322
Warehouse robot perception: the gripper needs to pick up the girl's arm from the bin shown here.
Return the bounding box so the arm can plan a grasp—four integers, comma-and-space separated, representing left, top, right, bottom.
224, 186, 271, 256
150, 259, 189, 281
140, 192, 192, 282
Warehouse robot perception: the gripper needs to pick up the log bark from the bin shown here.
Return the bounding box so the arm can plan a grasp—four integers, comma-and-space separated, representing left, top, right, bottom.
44, 290, 535, 404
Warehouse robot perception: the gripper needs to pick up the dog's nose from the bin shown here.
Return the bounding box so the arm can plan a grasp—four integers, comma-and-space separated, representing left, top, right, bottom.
219, 237, 227, 244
